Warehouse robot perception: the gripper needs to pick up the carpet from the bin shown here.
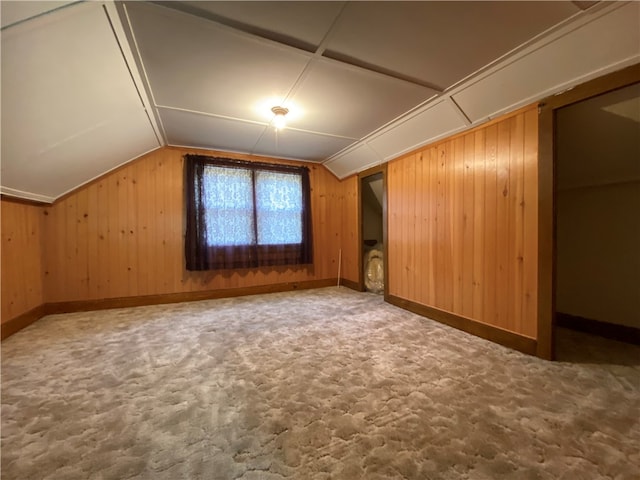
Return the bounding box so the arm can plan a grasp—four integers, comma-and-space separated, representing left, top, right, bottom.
1, 287, 639, 479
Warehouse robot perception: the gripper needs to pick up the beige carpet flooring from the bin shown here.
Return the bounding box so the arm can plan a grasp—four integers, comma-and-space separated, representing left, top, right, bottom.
1, 287, 639, 479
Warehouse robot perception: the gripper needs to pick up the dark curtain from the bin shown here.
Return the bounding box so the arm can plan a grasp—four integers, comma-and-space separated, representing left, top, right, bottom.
185, 154, 312, 271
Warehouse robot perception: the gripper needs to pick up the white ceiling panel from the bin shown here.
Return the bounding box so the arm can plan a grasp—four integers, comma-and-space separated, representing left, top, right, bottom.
175, 1, 343, 49
324, 143, 382, 179
2, 0, 635, 201
452, 2, 640, 123
0, 0, 76, 29
1, 2, 160, 202
2, 109, 159, 200
325, 1, 580, 89
368, 100, 469, 161
291, 58, 438, 139
253, 129, 355, 162
125, 2, 311, 123
159, 108, 266, 153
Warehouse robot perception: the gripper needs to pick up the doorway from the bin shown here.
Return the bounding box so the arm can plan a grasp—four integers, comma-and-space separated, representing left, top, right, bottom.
537, 64, 640, 360
554, 83, 640, 358
359, 167, 386, 294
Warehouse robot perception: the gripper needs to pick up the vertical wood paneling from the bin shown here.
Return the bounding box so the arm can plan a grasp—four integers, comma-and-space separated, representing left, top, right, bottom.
496, 120, 511, 329
42, 147, 346, 303
472, 130, 486, 319
428, 146, 438, 305
522, 108, 539, 338
415, 152, 425, 305
96, 180, 110, 297
509, 114, 525, 334
461, 134, 475, 318
387, 106, 539, 338
452, 137, 464, 314
387, 161, 401, 296
483, 125, 498, 326
338, 175, 359, 285
1, 200, 45, 323
406, 154, 417, 301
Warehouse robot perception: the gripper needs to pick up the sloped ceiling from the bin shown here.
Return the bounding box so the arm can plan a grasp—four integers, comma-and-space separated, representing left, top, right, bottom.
1, 1, 639, 203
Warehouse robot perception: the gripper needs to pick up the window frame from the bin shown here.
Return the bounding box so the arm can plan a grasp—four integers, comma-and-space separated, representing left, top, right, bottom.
184, 154, 313, 271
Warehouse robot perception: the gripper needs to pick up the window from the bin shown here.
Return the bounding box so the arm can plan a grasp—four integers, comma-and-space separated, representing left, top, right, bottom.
185, 155, 312, 271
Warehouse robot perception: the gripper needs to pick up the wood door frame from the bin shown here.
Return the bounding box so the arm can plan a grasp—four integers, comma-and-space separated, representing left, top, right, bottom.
536, 63, 640, 360
357, 164, 388, 295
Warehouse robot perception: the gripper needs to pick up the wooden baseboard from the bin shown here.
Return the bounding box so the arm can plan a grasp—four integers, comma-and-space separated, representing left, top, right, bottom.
386, 295, 538, 356
339, 278, 363, 291
46, 278, 339, 315
2, 279, 339, 340
556, 312, 640, 345
1, 304, 47, 340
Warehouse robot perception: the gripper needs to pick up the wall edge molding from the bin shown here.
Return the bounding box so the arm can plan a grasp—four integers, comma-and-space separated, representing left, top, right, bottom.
339, 278, 362, 292
2, 279, 339, 340
1, 305, 47, 340
556, 312, 640, 346
386, 295, 538, 356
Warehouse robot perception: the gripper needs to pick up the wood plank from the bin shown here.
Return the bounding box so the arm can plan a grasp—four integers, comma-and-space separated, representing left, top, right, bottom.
496, 118, 512, 329
472, 130, 486, 320
159, 154, 171, 294
523, 108, 539, 339
124, 165, 138, 296
434, 144, 446, 309
341, 176, 359, 285
86, 183, 99, 299
75, 188, 90, 300
482, 124, 498, 326
510, 113, 526, 334
452, 137, 465, 314
428, 146, 438, 306
64, 197, 79, 300
405, 154, 416, 301
415, 152, 425, 305
537, 103, 554, 359
96, 179, 110, 299
139, 154, 155, 296
387, 161, 399, 296
107, 168, 122, 299
49, 199, 66, 302
168, 153, 185, 293
461, 132, 475, 318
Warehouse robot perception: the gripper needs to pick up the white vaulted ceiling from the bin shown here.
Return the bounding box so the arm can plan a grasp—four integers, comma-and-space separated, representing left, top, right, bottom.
1, 1, 639, 202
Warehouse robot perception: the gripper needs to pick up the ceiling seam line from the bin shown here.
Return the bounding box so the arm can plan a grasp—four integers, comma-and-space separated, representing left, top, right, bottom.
447, 97, 472, 126
102, 4, 163, 146
121, 3, 169, 145
157, 105, 269, 127
0, 0, 84, 31
280, 1, 350, 105
248, 0, 351, 155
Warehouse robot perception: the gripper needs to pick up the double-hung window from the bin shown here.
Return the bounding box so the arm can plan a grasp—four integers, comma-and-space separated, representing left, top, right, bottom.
185, 155, 312, 270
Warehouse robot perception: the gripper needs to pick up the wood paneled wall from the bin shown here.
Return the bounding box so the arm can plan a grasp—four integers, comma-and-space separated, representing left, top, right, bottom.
42, 147, 348, 303
1, 199, 45, 323
339, 175, 360, 285
387, 107, 538, 338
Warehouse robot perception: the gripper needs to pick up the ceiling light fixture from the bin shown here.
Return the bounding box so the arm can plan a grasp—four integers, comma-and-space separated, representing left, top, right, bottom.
271, 106, 289, 130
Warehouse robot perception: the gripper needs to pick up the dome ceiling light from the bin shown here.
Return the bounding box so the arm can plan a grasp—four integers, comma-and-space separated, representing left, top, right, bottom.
271, 106, 289, 131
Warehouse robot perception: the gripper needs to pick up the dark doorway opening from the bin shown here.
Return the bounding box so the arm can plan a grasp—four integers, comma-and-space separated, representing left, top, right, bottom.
537, 64, 640, 360
359, 167, 387, 294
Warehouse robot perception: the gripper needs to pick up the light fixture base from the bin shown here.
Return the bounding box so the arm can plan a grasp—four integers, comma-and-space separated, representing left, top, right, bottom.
271, 106, 289, 116
271, 106, 289, 130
